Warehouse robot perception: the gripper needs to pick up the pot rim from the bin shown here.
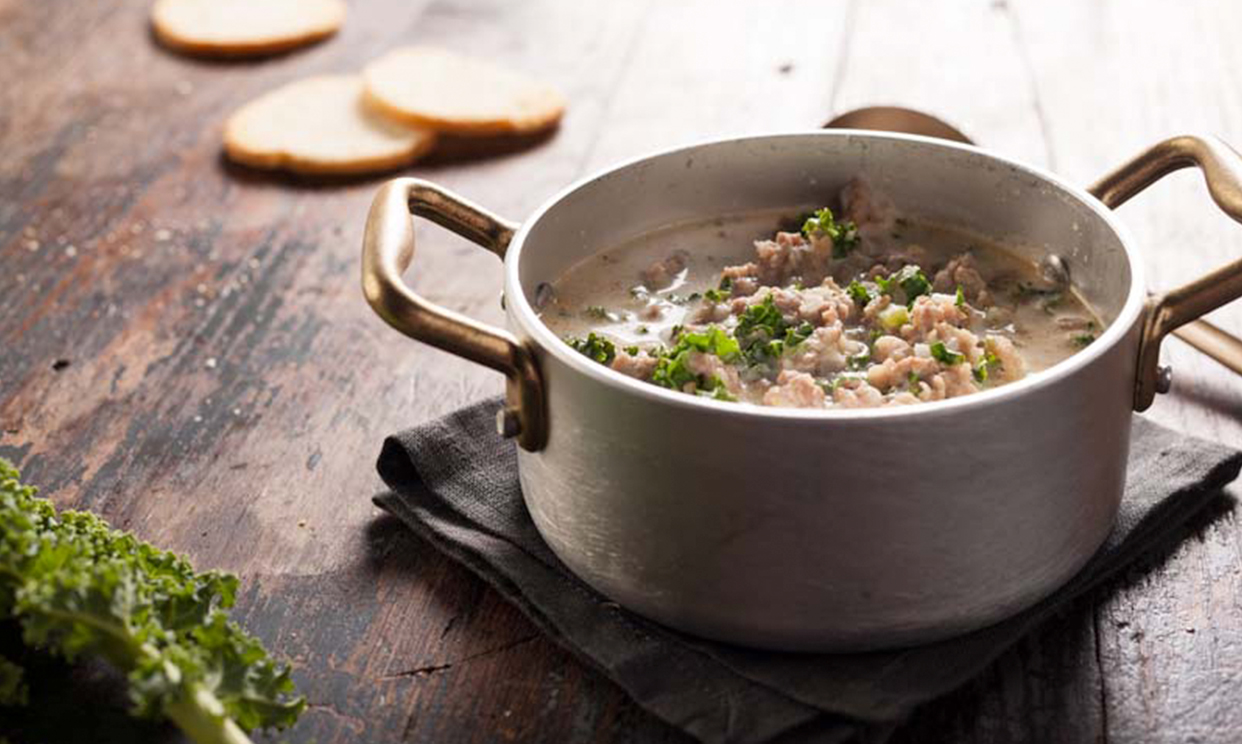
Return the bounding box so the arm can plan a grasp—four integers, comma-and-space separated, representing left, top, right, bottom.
504, 129, 1148, 421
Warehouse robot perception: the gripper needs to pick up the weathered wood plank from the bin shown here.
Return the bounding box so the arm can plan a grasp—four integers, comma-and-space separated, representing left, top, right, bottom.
1, 1, 826, 742
3, 0, 1242, 742
1007, 3, 1242, 743
2, 0, 684, 741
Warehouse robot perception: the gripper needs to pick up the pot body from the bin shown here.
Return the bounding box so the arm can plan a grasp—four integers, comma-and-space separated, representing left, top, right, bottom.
503, 132, 1146, 651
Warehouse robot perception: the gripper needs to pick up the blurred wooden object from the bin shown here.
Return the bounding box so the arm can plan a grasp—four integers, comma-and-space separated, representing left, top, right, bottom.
1, 1, 1239, 742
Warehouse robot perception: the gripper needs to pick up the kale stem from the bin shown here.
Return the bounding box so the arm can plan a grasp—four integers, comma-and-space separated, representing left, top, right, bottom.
164, 684, 255, 744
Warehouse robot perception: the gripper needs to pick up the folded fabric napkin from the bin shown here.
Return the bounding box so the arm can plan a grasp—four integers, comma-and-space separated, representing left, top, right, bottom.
374, 397, 1242, 744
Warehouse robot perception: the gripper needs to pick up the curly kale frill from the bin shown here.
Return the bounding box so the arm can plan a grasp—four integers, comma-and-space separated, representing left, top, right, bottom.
0, 458, 304, 744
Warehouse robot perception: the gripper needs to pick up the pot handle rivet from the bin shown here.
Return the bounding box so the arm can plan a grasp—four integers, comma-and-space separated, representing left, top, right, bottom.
1155, 365, 1173, 394
496, 407, 523, 438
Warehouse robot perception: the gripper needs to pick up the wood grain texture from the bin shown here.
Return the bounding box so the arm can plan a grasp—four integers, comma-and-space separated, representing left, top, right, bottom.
1, 1, 1240, 743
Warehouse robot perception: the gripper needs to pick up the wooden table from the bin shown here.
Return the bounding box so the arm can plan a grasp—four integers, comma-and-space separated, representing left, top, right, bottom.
3, 1, 1241, 742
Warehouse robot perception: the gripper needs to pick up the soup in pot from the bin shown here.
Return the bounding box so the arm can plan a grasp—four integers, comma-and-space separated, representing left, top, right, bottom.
539, 180, 1101, 409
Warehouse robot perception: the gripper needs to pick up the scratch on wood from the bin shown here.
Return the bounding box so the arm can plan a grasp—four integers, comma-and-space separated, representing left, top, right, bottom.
440, 614, 458, 639
381, 634, 540, 681
1092, 610, 1110, 743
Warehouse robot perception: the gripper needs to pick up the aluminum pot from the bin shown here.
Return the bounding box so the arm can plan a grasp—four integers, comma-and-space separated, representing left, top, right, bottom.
362, 131, 1242, 652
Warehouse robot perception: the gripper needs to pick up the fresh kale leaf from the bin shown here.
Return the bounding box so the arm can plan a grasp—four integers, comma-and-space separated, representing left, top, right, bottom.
0, 459, 304, 744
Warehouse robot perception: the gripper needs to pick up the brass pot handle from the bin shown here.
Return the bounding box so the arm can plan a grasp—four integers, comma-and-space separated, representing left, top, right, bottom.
1088, 135, 1242, 410
361, 178, 546, 450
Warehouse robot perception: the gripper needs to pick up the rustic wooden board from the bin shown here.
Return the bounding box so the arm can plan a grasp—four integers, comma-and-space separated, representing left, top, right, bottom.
1, 0, 1239, 742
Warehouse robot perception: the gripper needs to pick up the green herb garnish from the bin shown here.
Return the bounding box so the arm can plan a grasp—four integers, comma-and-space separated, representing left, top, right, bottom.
955, 286, 966, 308
735, 294, 785, 341
695, 376, 738, 402
973, 351, 1001, 383
566, 333, 617, 365
847, 280, 874, 308
847, 347, 871, 370
875, 265, 932, 307
702, 276, 735, 304
650, 327, 740, 394
930, 341, 965, 366
784, 321, 815, 346
1014, 281, 1063, 314
1071, 333, 1096, 348
897, 265, 932, 306
735, 294, 814, 364
585, 305, 621, 321
800, 207, 861, 258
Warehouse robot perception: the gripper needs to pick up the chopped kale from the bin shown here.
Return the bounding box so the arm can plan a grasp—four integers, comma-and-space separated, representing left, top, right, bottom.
1041, 292, 1064, 314
800, 207, 861, 258
930, 341, 965, 366
566, 333, 616, 365
1013, 281, 1063, 315
875, 265, 931, 307
896, 265, 932, 306
735, 294, 814, 365
847, 280, 874, 308
682, 326, 742, 361
695, 376, 738, 402
847, 347, 871, 370
585, 305, 622, 322
702, 276, 734, 304
650, 327, 740, 394
736, 294, 785, 339
973, 351, 1001, 383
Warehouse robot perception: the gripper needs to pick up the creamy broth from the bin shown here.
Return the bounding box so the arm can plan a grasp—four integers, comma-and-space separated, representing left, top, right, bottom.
540, 180, 1101, 409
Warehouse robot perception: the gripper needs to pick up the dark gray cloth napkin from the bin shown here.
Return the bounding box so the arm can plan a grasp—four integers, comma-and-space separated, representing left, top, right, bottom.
374, 397, 1242, 744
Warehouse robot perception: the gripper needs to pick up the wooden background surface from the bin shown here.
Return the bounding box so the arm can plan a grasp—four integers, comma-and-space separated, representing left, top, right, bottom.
2, 0, 1241, 742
